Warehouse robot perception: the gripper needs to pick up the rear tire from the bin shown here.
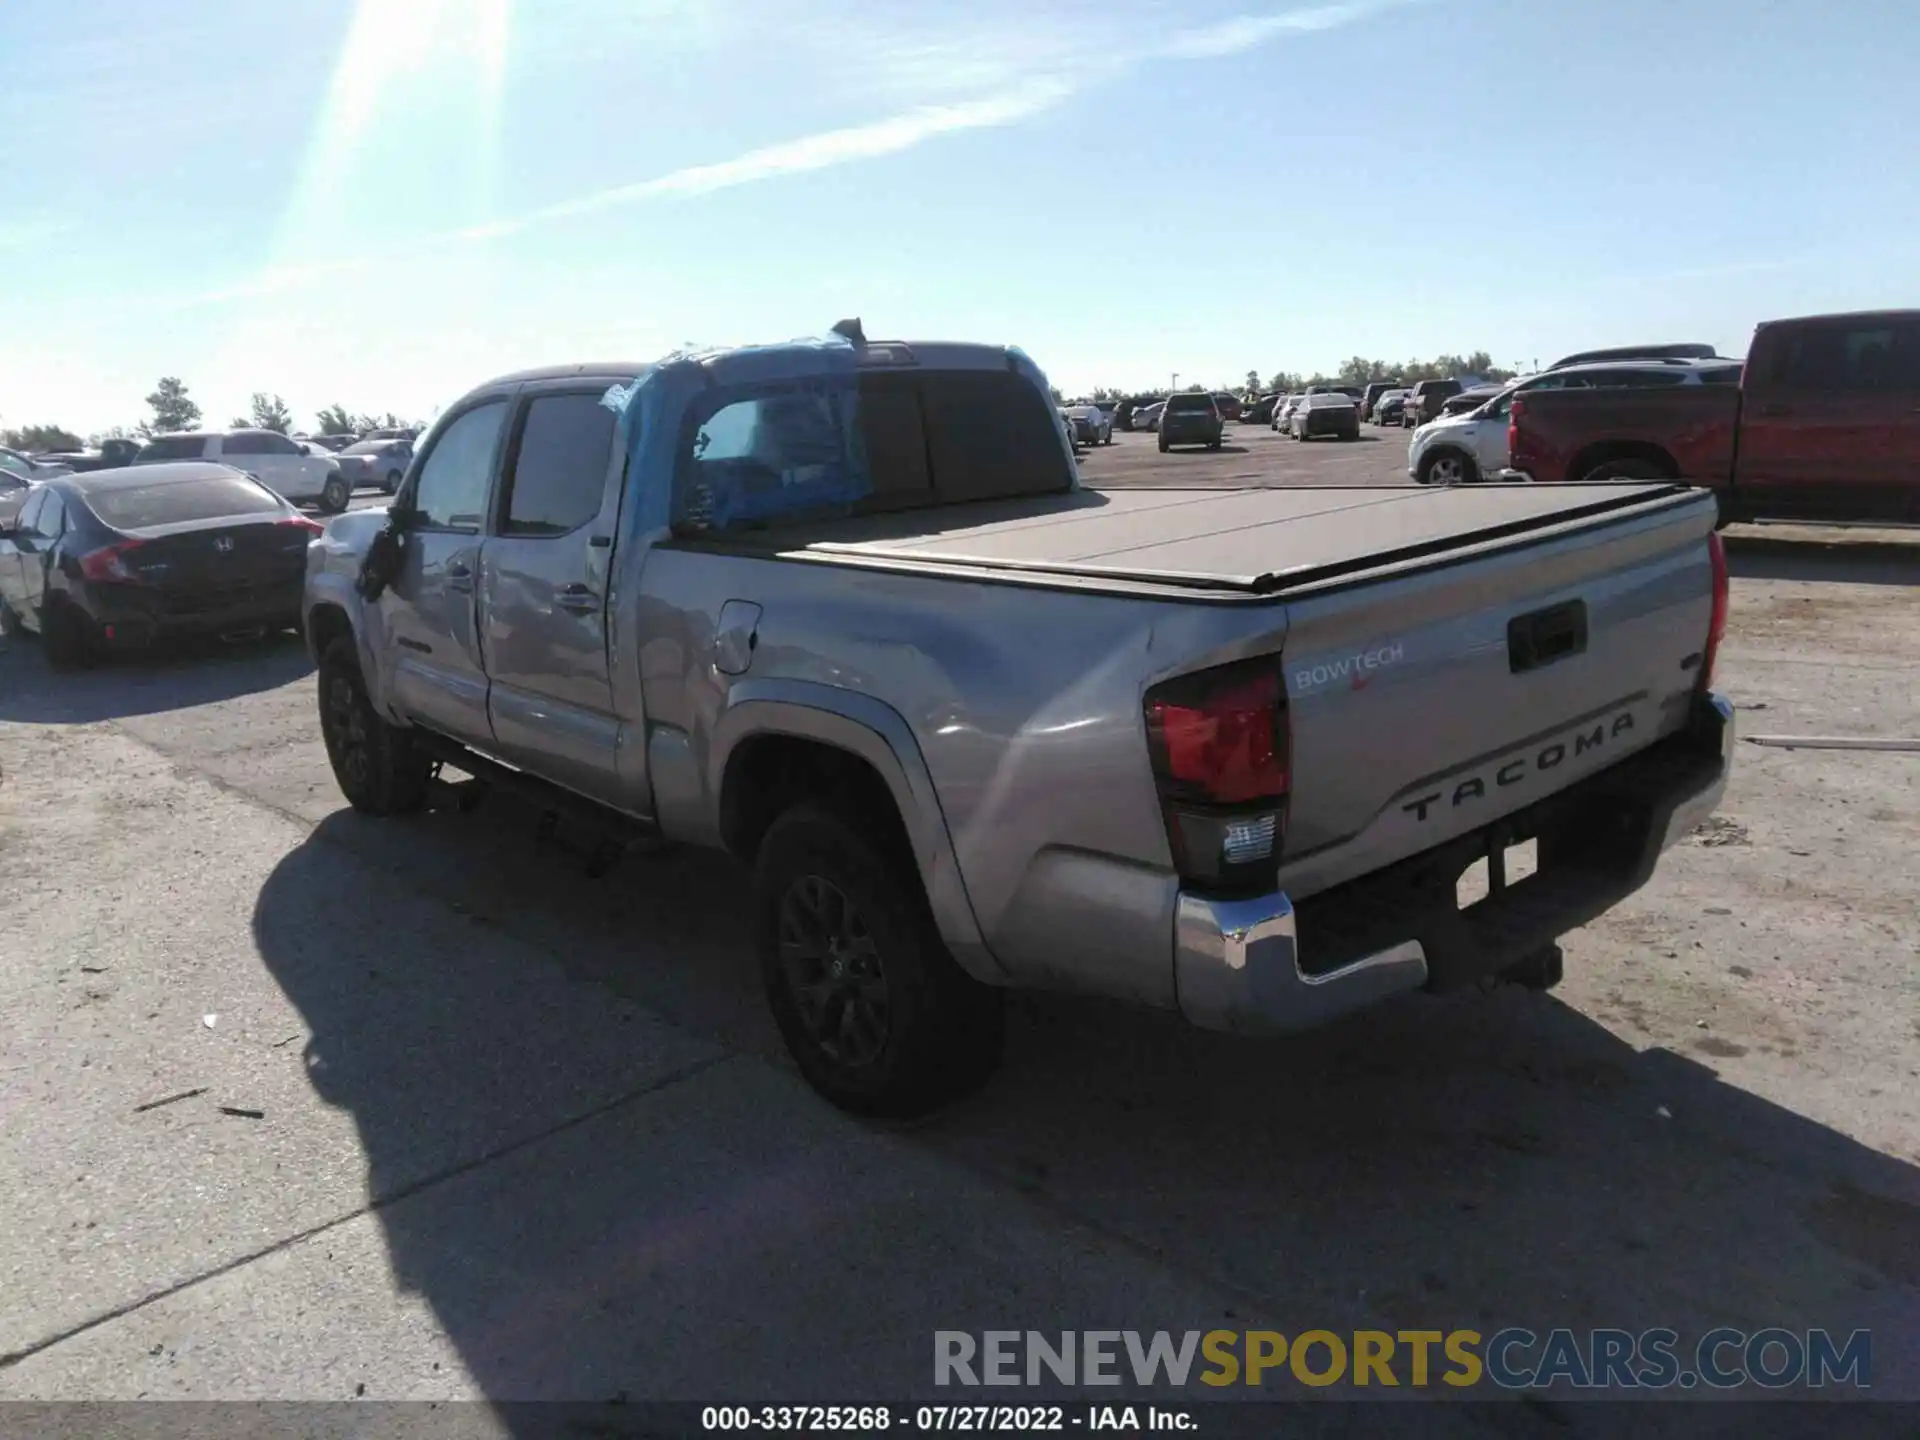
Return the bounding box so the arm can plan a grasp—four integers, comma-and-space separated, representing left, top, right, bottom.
755, 804, 1003, 1117
318, 637, 432, 815
383, 469, 403, 494
0, 594, 19, 639
1579, 456, 1675, 483
1157, 435, 1169, 453
42, 598, 94, 671
319, 474, 351, 514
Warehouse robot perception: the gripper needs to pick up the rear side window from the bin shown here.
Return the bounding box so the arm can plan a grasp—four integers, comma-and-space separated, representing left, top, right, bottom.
1770, 321, 1920, 393
501, 392, 617, 535
917, 370, 1074, 504
412, 402, 506, 530
86, 475, 282, 529
855, 373, 934, 511
676, 380, 864, 531
137, 435, 208, 462
1587, 368, 1688, 388
671, 368, 1072, 532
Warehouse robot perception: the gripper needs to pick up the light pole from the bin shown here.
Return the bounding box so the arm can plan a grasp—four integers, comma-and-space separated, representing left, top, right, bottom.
1171, 372, 1179, 393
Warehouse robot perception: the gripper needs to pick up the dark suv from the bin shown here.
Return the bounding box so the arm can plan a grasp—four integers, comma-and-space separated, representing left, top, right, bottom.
1361, 380, 1404, 419
1403, 378, 1464, 427
1157, 392, 1224, 452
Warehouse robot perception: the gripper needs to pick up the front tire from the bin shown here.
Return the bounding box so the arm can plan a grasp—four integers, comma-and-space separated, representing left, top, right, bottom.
1157, 434, 1169, 453
318, 637, 432, 815
0, 593, 19, 639
755, 804, 1003, 1117
1419, 450, 1477, 486
383, 469, 403, 494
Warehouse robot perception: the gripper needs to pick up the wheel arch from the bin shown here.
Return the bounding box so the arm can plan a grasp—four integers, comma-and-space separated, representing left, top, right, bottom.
708, 682, 999, 981
1567, 440, 1679, 483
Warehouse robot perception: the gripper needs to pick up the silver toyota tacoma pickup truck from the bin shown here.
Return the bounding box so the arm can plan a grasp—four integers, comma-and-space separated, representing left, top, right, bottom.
303, 324, 1734, 1116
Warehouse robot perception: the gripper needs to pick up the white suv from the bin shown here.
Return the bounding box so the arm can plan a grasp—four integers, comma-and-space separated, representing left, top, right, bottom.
135, 429, 349, 512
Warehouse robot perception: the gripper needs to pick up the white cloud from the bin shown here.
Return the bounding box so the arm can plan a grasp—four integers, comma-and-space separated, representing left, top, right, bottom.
188, 0, 1412, 308
1167, 1, 1403, 59
494, 78, 1077, 230
0, 216, 74, 251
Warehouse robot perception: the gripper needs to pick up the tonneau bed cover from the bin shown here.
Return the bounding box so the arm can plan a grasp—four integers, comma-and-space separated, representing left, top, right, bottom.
704, 483, 1701, 596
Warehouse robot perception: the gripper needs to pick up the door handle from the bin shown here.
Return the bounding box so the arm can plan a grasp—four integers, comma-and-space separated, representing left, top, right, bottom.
1756, 402, 1791, 418
445, 561, 473, 593
554, 583, 600, 614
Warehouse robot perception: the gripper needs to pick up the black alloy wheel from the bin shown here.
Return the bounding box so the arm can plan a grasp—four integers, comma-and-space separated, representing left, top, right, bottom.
776, 874, 891, 1071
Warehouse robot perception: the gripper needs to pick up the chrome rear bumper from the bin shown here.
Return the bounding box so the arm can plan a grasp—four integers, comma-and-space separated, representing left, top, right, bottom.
1174, 892, 1428, 1035
1173, 691, 1735, 1034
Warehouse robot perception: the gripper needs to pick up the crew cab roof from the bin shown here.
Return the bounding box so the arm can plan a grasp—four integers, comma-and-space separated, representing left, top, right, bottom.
465, 339, 1023, 398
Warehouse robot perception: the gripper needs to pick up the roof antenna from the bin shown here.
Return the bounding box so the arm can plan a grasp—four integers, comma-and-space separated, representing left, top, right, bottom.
831, 317, 866, 344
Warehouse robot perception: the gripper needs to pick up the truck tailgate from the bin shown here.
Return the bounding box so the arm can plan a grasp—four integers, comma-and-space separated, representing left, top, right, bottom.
1273, 485, 1721, 901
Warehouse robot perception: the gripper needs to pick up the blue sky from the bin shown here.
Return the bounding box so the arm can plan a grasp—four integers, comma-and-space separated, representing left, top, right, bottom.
3, 0, 1916, 435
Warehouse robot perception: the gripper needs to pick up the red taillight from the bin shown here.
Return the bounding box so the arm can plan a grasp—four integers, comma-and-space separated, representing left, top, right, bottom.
1701, 529, 1729, 690
1145, 657, 1291, 892
281, 515, 326, 536
1507, 394, 1525, 465
79, 539, 146, 583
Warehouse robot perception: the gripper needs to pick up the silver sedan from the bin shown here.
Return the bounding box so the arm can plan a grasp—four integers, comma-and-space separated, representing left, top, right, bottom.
326, 439, 414, 494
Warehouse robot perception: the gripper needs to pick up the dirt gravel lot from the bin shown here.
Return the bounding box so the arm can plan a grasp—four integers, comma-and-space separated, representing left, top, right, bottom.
0, 432, 1915, 1423
1079, 420, 1413, 488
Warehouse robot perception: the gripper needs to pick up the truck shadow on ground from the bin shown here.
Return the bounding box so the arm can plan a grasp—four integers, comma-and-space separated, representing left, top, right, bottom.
0, 629, 310, 724
251, 796, 1918, 1421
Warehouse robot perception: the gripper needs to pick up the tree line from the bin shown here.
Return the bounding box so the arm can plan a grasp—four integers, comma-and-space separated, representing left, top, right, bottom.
2, 376, 425, 455
1064, 350, 1521, 404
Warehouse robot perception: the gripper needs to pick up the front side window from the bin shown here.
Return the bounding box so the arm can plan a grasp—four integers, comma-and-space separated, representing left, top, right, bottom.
501, 392, 617, 535
137, 435, 209, 462
411, 402, 506, 530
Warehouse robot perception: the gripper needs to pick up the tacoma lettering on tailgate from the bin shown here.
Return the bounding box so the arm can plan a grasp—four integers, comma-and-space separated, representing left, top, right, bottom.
1401, 712, 1637, 822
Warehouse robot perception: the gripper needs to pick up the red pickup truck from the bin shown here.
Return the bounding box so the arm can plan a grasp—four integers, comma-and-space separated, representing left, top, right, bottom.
1508, 310, 1920, 525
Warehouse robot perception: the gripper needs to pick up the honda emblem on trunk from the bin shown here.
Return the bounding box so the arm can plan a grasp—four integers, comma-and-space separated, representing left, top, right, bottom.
214, 536, 234, 553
